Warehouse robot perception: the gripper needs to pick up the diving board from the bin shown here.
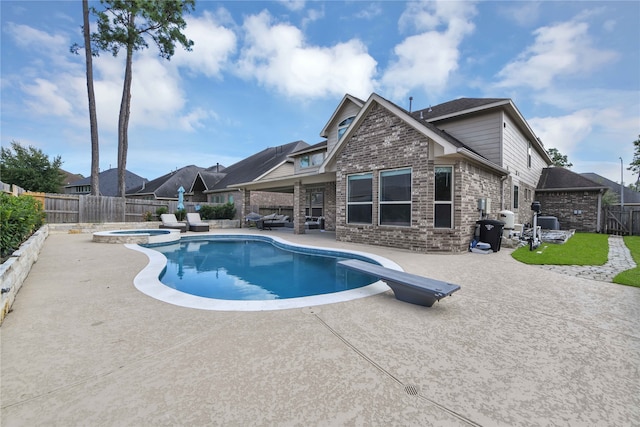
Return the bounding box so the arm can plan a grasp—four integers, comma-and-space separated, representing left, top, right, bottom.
338, 259, 460, 307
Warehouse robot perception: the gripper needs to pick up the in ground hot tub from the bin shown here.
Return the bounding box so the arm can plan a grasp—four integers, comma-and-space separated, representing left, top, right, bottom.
93, 229, 181, 244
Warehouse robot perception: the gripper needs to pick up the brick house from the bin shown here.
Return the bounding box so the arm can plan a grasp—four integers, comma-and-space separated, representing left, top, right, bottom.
536, 167, 608, 232
234, 93, 552, 252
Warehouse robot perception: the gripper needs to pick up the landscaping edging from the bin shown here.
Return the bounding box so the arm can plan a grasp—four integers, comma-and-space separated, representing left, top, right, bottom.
0, 224, 49, 325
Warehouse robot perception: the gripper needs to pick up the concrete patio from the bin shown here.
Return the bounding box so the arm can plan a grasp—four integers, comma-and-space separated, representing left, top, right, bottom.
1, 229, 639, 426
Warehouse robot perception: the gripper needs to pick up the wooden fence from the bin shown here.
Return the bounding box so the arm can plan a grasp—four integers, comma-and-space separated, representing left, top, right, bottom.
603, 208, 640, 236
44, 194, 209, 223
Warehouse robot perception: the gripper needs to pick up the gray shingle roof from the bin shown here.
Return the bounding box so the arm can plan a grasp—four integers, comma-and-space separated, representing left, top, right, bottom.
66, 168, 147, 197
412, 98, 508, 121
127, 165, 205, 199
537, 167, 607, 191
210, 140, 309, 191
581, 172, 640, 203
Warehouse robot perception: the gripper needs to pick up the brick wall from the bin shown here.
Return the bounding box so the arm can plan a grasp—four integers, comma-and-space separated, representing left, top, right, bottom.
334, 103, 505, 252
535, 190, 601, 232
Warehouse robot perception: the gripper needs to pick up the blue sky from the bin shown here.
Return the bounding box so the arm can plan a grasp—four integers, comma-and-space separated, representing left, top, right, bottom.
2, 1, 639, 185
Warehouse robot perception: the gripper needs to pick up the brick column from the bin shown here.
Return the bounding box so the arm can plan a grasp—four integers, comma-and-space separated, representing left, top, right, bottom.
293, 181, 306, 234
242, 189, 251, 228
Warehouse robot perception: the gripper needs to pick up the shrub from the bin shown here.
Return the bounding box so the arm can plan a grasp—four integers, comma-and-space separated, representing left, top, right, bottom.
197, 205, 216, 220
0, 193, 45, 259
198, 203, 236, 220
174, 208, 186, 221
142, 211, 153, 221
155, 206, 168, 217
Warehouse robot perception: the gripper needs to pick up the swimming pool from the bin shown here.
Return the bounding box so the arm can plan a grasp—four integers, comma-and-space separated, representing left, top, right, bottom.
127, 234, 400, 311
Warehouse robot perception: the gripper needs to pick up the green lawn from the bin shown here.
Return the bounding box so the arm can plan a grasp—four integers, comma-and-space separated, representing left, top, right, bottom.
511, 232, 640, 287
511, 232, 609, 265
613, 236, 640, 287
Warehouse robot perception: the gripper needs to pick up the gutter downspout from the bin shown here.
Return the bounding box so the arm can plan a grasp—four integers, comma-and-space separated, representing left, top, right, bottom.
500, 175, 509, 211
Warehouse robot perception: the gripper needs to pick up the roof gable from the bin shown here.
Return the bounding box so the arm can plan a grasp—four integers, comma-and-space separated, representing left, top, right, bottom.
128, 165, 205, 198
581, 172, 640, 203
319, 94, 365, 138
321, 93, 506, 174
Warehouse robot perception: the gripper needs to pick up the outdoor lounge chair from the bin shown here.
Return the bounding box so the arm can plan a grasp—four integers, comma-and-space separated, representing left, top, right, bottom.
186, 213, 210, 232
160, 214, 187, 233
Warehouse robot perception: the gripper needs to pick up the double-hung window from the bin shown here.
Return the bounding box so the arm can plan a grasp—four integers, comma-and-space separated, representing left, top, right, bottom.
379, 168, 411, 226
513, 185, 519, 209
434, 166, 453, 228
347, 173, 372, 224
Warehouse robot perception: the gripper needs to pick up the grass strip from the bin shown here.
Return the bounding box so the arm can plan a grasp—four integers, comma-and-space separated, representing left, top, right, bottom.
511, 232, 609, 266
612, 236, 640, 287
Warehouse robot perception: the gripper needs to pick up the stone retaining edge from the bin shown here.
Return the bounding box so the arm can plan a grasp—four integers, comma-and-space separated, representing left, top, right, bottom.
0, 224, 49, 325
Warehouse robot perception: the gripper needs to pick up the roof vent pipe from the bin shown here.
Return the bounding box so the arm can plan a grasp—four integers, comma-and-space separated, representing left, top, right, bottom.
409, 96, 413, 112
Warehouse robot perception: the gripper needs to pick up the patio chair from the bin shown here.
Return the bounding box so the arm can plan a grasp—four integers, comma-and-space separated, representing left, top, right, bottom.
160, 213, 187, 233
186, 213, 210, 232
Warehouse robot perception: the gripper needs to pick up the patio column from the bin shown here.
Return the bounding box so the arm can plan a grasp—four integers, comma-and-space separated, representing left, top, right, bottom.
293, 180, 306, 234
242, 189, 251, 228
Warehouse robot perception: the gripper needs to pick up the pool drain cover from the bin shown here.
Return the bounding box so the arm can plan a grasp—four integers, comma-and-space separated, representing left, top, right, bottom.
404, 385, 419, 396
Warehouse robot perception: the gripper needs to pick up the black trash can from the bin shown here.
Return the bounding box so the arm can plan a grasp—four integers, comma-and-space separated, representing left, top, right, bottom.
476, 219, 505, 252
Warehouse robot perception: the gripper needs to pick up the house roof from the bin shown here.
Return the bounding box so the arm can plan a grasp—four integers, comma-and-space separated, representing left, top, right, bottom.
127, 165, 205, 199
208, 140, 309, 192
290, 140, 328, 156
412, 98, 509, 121
66, 168, 147, 197
536, 167, 608, 192
581, 172, 640, 203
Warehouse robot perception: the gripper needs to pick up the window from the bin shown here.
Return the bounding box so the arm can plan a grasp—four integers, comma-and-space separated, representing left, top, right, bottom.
379, 168, 411, 226
210, 195, 224, 203
300, 152, 324, 169
527, 142, 532, 168
347, 173, 372, 224
513, 185, 519, 209
434, 166, 453, 228
338, 116, 355, 140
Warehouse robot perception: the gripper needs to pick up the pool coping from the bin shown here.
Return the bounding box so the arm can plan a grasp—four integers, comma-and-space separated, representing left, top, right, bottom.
126, 233, 401, 311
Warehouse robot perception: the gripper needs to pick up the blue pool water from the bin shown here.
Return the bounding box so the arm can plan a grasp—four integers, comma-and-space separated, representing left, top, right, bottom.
145, 236, 379, 300
112, 229, 170, 235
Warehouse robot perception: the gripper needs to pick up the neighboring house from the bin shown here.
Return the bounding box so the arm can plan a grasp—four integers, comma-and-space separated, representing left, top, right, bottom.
59, 169, 84, 193
580, 172, 640, 206
126, 165, 207, 201
65, 168, 147, 197
199, 140, 309, 216
536, 167, 608, 232
234, 93, 552, 252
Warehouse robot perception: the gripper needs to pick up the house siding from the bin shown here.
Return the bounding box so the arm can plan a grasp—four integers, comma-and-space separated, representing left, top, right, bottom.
335, 103, 503, 252
437, 112, 502, 165
261, 163, 294, 180
535, 190, 601, 232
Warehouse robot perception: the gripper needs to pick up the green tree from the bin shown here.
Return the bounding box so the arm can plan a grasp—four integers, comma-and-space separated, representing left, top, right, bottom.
0, 141, 65, 193
547, 147, 573, 168
91, 0, 195, 197
627, 134, 640, 183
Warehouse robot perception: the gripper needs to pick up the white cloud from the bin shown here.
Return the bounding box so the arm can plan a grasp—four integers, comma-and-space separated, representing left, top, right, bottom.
529, 110, 595, 156
236, 11, 377, 99
382, 1, 477, 99
278, 0, 306, 12
172, 11, 237, 78
496, 20, 619, 89
499, 2, 541, 27
22, 78, 75, 117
